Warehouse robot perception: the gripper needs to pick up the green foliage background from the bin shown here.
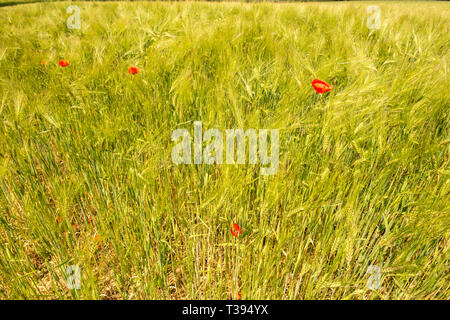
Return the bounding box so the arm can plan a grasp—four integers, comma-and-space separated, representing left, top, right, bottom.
0, 1, 448, 299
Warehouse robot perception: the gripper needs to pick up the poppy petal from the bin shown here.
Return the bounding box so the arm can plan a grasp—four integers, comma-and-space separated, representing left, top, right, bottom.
59, 60, 69, 67
231, 223, 242, 237
128, 66, 139, 75
312, 79, 332, 93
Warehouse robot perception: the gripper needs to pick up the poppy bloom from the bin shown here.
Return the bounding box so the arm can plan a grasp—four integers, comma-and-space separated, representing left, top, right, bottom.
40, 61, 47, 67
312, 79, 332, 93
128, 66, 139, 75
59, 60, 69, 67
237, 292, 242, 300
231, 223, 242, 237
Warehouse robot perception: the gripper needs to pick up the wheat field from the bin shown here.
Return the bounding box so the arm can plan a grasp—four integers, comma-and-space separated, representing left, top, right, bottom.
0, 1, 449, 299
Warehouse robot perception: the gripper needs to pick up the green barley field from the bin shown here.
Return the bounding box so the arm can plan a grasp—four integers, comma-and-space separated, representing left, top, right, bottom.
0, 1, 448, 300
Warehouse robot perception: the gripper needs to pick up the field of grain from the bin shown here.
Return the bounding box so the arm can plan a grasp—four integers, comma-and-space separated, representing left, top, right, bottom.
0, 1, 448, 299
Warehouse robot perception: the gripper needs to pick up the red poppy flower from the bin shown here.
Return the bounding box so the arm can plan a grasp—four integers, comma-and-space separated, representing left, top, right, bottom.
312, 79, 332, 93
128, 66, 139, 75
40, 61, 47, 67
237, 292, 242, 300
59, 60, 69, 67
231, 223, 242, 237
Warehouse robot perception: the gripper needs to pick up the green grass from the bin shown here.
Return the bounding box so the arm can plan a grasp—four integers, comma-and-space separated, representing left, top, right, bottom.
0, 1, 449, 299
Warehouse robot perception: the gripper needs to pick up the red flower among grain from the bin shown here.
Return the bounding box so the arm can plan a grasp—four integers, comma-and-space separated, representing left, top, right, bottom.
59, 60, 69, 67
128, 66, 139, 75
40, 61, 47, 67
231, 223, 242, 237
312, 79, 332, 93
237, 292, 242, 300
